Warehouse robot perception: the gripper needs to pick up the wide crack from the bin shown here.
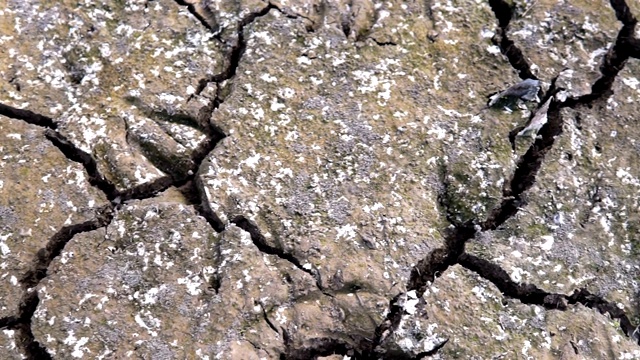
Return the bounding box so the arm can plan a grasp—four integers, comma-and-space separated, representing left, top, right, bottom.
488, 0, 537, 80
0, 103, 57, 130
458, 253, 567, 310
282, 337, 355, 360
12, 292, 50, 360
43, 129, 120, 201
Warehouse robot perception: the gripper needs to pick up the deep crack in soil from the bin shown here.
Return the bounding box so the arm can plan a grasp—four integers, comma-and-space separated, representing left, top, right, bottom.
0, 103, 57, 130
43, 129, 120, 201
231, 216, 325, 290
488, 0, 537, 80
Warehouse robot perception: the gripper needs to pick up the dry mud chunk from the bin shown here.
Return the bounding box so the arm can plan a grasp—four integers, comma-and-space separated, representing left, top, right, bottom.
508, 0, 619, 95
30, 203, 323, 358
418, 265, 640, 358
0, 0, 223, 189
0, 117, 106, 318
0, 329, 22, 360
32, 204, 221, 358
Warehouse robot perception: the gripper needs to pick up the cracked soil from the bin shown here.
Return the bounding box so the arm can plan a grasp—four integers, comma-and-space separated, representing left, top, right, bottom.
2, 0, 640, 359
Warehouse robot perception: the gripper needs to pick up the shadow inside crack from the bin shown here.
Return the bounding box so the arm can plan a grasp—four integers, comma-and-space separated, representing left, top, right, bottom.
231, 215, 323, 290
458, 253, 567, 309
12, 292, 51, 360
44, 129, 119, 201
124, 96, 206, 133
282, 337, 356, 360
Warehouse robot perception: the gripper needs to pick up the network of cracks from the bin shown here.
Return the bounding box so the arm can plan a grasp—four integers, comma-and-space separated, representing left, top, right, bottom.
1, 0, 640, 359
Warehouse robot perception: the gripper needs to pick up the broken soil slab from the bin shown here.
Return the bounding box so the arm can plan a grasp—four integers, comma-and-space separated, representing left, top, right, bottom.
508, 0, 619, 90
0, 116, 107, 318
31, 203, 332, 358
0, 0, 224, 190
420, 265, 640, 358
0, 0, 639, 358
31, 203, 221, 358
199, 0, 528, 302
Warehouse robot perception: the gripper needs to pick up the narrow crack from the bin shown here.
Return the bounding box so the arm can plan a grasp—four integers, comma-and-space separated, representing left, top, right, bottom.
260, 304, 280, 335
231, 215, 324, 290
187, 122, 226, 177
412, 339, 449, 359
0, 102, 57, 130
20, 205, 114, 289
194, 3, 277, 96
174, 0, 220, 35
369, 36, 398, 47
460, 254, 640, 343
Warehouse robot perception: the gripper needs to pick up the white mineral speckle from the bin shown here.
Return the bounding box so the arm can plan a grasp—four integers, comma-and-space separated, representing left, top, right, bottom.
486, 45, 501, 55
336, 224, 357, 240
404, 291, 419, 315
260, 73, 277, 83
538, 235, 554, 251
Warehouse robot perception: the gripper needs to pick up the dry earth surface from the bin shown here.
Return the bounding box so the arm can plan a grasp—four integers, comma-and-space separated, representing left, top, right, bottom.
2, 0, 640, 359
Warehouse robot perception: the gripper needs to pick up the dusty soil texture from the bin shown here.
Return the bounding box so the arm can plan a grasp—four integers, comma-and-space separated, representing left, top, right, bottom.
2, 0, 640, 359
